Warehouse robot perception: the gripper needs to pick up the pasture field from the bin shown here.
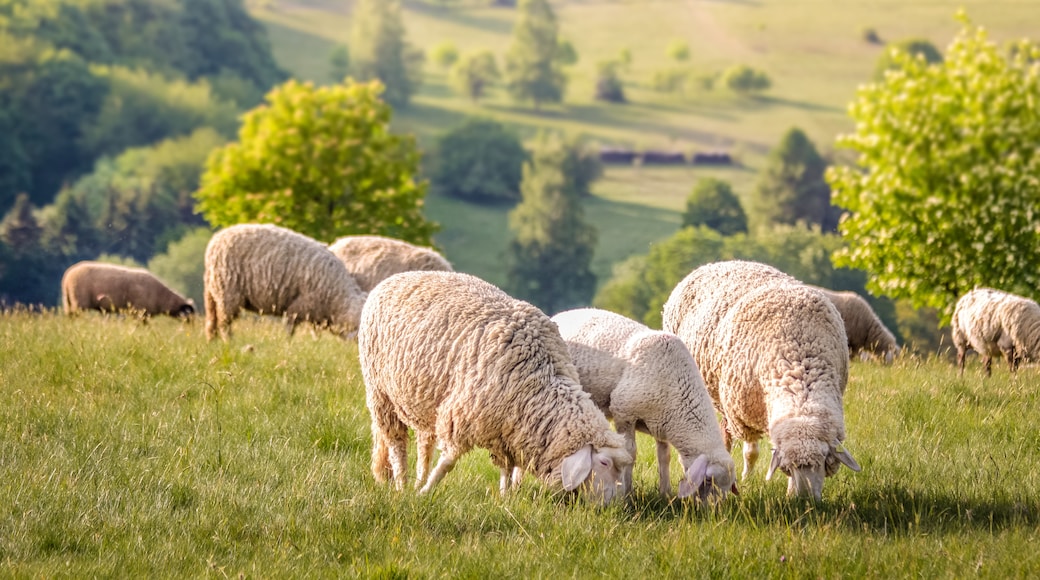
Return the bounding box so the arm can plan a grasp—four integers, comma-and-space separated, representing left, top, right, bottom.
2, 311, 1040, 576
249, 0, 1040, 289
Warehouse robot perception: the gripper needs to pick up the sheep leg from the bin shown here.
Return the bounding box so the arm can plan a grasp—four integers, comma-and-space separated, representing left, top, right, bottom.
983, 355, 993, 377
415, 430, 436, 489
369, 391, 409, 490
419, 445, 460, 495
500, 465, 524, 495
956, 346, 966, 376
656, 440, 672, 496
742, 439, 760, 480
613, 420, 638, 495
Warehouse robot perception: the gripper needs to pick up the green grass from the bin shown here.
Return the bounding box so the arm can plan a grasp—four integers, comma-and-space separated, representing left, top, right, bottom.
245, 0, 1039, 291
3, 311, 1040, 575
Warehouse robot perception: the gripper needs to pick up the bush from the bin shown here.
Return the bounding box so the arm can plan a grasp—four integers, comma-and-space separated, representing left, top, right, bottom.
720, 64, 771, 94
429, 118, 528, 203
682, 178, 747, 236
594, 61, 626, 103
430, 41, 459, 70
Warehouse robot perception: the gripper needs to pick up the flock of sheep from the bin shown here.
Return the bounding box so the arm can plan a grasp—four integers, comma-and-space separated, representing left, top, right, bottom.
57, 222, 1040, 505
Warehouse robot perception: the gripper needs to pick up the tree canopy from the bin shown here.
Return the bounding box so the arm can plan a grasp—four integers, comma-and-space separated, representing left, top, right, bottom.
828, 15, 1040, 321
506, 137, 598, 314
682, 178, 747, 236
195, 79, 438, 246
430, 118, 527, 203
349, 0, 422, 108
503, 0, 569, 108
751, 127, 837, 231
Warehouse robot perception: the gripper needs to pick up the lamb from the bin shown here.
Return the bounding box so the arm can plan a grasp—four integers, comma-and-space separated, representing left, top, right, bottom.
662, 260, 861, 500
61, 261, 195, 319
358, 270, 632, 505
203, 223, 367, 341
952, 287, 1040, 376
811, 286, 899, 364
327, 235, 453, 293
551, 307, 737, 502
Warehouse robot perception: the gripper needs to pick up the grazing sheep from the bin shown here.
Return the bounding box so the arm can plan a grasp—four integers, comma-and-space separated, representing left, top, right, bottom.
327, 235, 453, 293
359, 271, 632, 505
812, 286, 899, 363
551, 307, 737, 502
203, 223, 366, 341
952, 287, 1040, 376
662, 260, 861, 500
61, 261, 195, 319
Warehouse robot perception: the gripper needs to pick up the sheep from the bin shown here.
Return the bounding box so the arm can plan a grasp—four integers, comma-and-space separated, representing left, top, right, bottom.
358, 270, 632, 505
811, 286, 899, 364
952, 287, 1040, 376
551, 307, 737, 502
61, 261, 195, 319
662, 260, 861, 500
327, 235, 453, 293
203, 223, 367, 341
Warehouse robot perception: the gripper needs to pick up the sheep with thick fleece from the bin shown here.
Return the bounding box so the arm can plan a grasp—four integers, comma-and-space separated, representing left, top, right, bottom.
812, 286, 899, 364
662, 260, 861, 500
327, 235, 453, 293
952, 287, 1040, 376
359, 271, 632, 505
551, 307, 737, 501
204, 224, 366, 341
61, 261, 195, 319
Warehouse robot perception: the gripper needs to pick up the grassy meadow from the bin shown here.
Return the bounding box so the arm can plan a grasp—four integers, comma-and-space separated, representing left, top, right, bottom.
3, 311, 1040, 576
248, 0, 1039, 287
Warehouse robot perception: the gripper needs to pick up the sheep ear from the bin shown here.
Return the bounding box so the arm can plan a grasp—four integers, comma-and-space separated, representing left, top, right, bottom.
677, 454, 709, 498
832, 440, 862, 472
561, 445, 593, 492
765, 447, 782, 481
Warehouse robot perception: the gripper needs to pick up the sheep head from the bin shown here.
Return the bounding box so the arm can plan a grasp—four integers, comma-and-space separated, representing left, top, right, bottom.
767, 419, 861, 500
677, 454, 739, 503
560, 444, 632, 506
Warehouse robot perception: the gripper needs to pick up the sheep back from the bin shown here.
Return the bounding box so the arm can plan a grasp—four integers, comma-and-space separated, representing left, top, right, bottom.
61, 261, 195, 318
203, 224, 366, 340
328, 235, 453, 293
813, 287, 898, 362
359, 271, 626, 484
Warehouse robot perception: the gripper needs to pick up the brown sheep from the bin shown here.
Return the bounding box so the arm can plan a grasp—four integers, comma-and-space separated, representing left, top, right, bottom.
61, 261, 195, 319
327, 235, 453, 293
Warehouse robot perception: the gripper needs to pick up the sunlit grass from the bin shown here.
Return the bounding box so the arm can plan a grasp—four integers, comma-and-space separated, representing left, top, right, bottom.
2, 311, 1040, 575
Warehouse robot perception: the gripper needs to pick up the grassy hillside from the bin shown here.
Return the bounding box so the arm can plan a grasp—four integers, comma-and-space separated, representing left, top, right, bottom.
3, 312, 1040, 575
248, 0, 1037, 288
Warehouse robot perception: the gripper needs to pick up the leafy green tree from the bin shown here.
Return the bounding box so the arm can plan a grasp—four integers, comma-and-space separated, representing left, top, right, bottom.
666, 40, 690, 62
873, 37, 942, 81
751, 127, 836, 231
452, 50, 499, 101
0, 192, 62, 305
828, 16, 1040, 320
430, 41, 459, 70
430, 118, 527, 203
721, 64, 771, 94
329, 45, 350, 82
503, 0, 569, 109
195, 79, 438, 245
349, 0, 422, 107
506, 137, 598, 313
682, 178, 747, 235
594, 60, 625, 103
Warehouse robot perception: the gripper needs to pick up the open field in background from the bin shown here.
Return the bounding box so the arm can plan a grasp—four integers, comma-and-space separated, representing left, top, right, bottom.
3, 312, 1040, 575
249, 0, 1040, 290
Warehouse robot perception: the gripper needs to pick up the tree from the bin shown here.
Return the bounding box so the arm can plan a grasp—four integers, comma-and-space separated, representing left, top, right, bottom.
503, 0, 569, 108
195, 79, 438, 246
666, 40, 690, 62
828, 15, 1040, 321
873, 38, 942, 81
430, 41, 459, 70
349, 0, 422, 108
594, 60, 625, 103
682, 178, 747, 236
430, 118, 527, 203
329, 45, 350, 82
506, 137, 598, 314
751, 127, 836, 231
451, 50, 499, 102
720, 64, 771, 94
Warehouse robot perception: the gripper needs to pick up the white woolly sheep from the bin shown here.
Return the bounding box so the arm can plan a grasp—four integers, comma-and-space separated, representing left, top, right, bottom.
327, 235, 453, 293
952, 287, 1040, 376
61, 261, 195, 319
358, 271, 632, 505
812, 286, 899, 364
662, 260, 861, 500
551, 307, 737, 502
203, 223, 367, 341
